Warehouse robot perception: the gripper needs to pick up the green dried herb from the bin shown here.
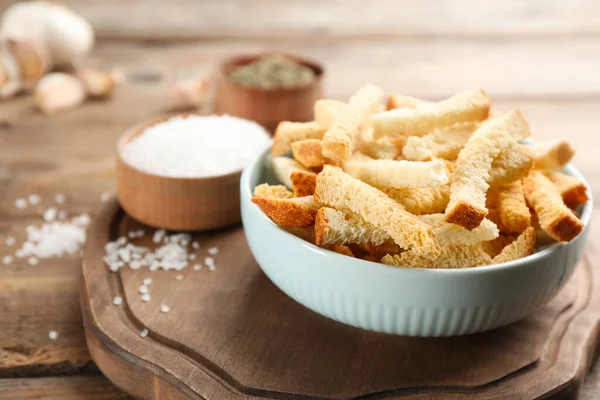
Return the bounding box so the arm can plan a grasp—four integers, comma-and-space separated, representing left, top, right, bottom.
228, 55, 315, 89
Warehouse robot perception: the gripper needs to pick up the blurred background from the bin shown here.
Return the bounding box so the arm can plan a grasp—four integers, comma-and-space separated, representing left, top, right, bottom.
1, 1, 599, 398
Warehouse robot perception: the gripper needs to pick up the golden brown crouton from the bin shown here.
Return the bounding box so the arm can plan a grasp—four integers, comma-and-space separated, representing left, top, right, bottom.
314, 166, 438, 254
546, 171, 589, 209
291, 139, 327, 168
372, 89, 490, 138
272, 121, 326, 156
491, 227, 536, 264
382, 244, 491, 269
251, 196, 320, 228
290, 170, 317, 197
523, 171, 583, 242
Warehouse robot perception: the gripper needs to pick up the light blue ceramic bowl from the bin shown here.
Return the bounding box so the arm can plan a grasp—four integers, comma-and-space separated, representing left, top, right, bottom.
241, 149, 593, 337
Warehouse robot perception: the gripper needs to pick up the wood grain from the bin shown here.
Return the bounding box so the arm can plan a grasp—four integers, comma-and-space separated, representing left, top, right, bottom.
78, 39, 600, 99
0, 376, 132, 400
1, 0, 599, 40
80, 201, 600, 399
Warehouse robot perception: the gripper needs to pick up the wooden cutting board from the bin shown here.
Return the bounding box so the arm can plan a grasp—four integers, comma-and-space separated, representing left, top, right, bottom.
81, 199, 600, 400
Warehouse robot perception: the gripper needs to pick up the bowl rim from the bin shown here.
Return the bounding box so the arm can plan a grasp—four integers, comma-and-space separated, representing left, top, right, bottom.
116, 113, 264, 182
217, 52, 325, 93
241, 147, 593, 276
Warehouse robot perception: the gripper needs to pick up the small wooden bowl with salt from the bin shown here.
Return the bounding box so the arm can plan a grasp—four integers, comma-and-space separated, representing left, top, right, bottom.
116, 113, 270, 231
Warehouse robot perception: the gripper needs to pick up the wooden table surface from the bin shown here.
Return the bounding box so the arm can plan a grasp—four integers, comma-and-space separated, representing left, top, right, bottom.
0, 1, 599, 398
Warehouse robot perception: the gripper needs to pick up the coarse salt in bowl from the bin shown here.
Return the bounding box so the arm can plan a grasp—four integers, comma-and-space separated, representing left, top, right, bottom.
120, 114, 270, 178
117, 113, 271, 231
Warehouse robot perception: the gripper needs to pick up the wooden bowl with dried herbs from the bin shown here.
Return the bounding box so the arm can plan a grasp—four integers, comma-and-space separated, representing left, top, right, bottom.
214, 53, 324, 132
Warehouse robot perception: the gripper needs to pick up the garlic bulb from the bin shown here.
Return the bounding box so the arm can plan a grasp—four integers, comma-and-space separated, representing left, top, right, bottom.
0, 2, 94, 68
167, 77, 208, 110
77, 68, 123, 98
0, 47, 21, 99
5, 39, 49, 88
34, 72, 86, 114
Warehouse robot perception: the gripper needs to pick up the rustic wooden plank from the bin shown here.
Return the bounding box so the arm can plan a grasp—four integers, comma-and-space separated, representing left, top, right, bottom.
1, 0, 599, 39
0, 376, 132, 399
79, 203, 598, 399
80, 39, 600, 99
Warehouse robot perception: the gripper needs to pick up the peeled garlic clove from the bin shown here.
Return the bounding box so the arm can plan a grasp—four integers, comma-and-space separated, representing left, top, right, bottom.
0, 1, 94, 68
5, 39, 50, 88
0, 49, 22, 99
167, 77, 208, 110
77, 68, 123, 98
34, 72, 86, 115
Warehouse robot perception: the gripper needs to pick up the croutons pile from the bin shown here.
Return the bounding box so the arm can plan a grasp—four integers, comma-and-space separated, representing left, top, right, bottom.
252, 86, 589, 268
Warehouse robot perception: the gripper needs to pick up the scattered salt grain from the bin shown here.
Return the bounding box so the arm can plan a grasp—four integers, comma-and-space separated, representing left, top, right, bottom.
28, 256, 39, 265
15, 198, 27, 209
3, 255, 13, 264
100, 192, 111, 202
208, 264, 216, 272
160, 305, 170, 313
143, 278, 152, 285
176, 274, 184, 280
28, 194, 41, 205
120, 115, 271, 178
128, 231, 136, 239
15, 214, 88, 260
204, 256, 214, 266
188, 253, 196, 261
113, 296, 123, 306
43, 207, 57, 222
140, 328, 148, 338
54, 193, 66, 204
193, 264, 201, 271
5, 237, 16, 246
139, 285, 148, 294
192, 241, 199, 249
153, 229, 166, 244
141, 294, 151, 302
208, 247, 219, 255
48, 330, 58, 340
58, 211, 67, 220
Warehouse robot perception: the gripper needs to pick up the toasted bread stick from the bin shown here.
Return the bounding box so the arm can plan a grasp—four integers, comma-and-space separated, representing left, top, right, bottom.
271, 156, 315, 189
291, 139, 327, 168
284, 226, 316, 244
272, 121, 327, 156
496, 181, 531, 234
533, 140, 575, 170
491, 227, 536, 264
382, 244, 491, 269
315, 207, 389, 247
314, 166, 438, 254
419, 214, 499, 245
327, 244, 355, 257
253, 183, 293, 199
523, 171, 583, 242
342, 153, 449, 189
546, 171, 589, 209
481, 235, 516, 258
314, 99, 347, 129
290, 170, 317, 197
402, 123, 477, 161
371, 89, 490, 138
384, 185, 450, 215
488, 143, 533, 186
445, 111, 530, 230
322, 84, 384, 162
386, 93, 432, 110
251, 196, 320, 228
